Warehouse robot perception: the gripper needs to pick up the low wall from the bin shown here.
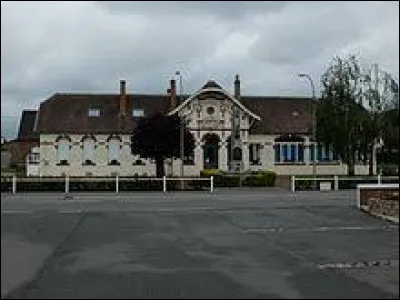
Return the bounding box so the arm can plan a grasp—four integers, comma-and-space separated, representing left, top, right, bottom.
357, 184, 399, 219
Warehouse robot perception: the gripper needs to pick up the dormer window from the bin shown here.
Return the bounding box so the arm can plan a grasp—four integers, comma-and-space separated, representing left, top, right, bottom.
88, 109, 100, 117
132, 109, 144, 117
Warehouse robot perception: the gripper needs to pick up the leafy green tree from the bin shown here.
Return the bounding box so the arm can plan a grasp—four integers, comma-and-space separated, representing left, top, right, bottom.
131, 113, 195, 178
318, 55, 365, 175
360, 65, 399, 174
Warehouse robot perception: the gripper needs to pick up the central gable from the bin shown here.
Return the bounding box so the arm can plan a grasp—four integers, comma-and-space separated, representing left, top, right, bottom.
168, 80, 261, 121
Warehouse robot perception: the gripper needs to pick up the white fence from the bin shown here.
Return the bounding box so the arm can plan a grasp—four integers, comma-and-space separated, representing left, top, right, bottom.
1, 176, 214, 194
291, 175, 399, 192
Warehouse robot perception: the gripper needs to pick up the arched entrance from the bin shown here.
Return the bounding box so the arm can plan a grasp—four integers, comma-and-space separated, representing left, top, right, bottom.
202, 133, 220, 169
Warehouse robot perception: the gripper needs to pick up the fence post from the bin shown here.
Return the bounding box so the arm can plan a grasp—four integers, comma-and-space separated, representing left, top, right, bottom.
163, 176, 167, 193
65, 176, 69, 194
210, 176, 214, 193
334, 176, 339, 191
12, 175, 17, 194
291, 176, 295, 193
116, 176, 119, 193
378, 173, 381, 185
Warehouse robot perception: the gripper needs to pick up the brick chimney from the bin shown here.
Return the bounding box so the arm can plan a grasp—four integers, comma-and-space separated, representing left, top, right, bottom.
170, 79, 177, 109
234, 74, 240, 101
119, 79, 127, 116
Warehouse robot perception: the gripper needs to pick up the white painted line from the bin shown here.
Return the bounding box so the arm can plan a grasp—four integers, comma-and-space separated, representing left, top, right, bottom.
1, 210, 33, 214
245, 225, 397, 234
157, 207, 214, 212
57, 209, 85, 214
318, 259, 399, 269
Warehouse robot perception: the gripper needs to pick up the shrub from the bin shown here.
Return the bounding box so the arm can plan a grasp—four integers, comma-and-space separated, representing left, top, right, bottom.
244, 170, 277, 187
200, 169, 222, 177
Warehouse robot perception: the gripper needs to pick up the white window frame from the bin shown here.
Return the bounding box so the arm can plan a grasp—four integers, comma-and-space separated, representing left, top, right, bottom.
88, 109, 101, 117
57, 139, 70, 164
108, 139, 120, 164
83, 138, 95, 164
132, 109, 145, 117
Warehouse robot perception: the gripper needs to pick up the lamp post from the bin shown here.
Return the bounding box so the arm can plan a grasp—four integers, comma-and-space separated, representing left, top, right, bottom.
298, 73, 317, 190
175, 71, 185, 188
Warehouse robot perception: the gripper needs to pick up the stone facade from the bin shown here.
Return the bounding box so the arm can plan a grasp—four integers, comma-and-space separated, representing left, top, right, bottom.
32, 78, 375, 177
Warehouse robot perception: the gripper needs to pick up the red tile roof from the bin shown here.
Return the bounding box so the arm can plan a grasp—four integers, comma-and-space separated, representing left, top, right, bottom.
36, 92, 312, 135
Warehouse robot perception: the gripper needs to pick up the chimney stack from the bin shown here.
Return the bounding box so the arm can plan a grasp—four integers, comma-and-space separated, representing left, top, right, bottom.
119, 79, 127, 116
170, 79, 177, 109
234, 74, 240, 101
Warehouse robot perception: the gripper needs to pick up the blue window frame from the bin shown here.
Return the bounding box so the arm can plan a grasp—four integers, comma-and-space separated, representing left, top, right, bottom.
298, 145, 304, 162
282, 144, 288, 161
274, 145, 280, 162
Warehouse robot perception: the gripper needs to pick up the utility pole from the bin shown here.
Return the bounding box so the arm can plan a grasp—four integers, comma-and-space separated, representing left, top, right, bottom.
175, 71, 185, 189
298, 73, 317, 190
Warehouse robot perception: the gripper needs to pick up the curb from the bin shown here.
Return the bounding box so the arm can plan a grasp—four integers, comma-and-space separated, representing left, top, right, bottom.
360, 207, 399, 225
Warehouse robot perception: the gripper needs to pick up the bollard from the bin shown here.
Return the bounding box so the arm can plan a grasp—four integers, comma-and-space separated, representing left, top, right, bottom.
163, 176, 167, 193
291, 176, 295, 193
210, 176, 214, 193
378, 174, 381, 185
65, 176, 69, 194
334, 176, 339, 191
116, 176, 119, 193
12, 175, 17, 194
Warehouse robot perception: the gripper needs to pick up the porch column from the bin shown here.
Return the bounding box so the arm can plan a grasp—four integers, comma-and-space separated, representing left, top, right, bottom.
304, 136, 311, 164
195, 139, 204, 171
242, 142, 249, 171
219, 140, 228, 171
263, 141, 274, 169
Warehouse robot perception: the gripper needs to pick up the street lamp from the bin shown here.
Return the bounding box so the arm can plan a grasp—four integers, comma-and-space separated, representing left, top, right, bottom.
298, 73, 317, 190
175, 71, 185, 187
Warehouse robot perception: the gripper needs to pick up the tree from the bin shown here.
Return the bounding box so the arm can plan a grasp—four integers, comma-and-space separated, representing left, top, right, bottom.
130, 113, 195, 178
360, 65, 399, 175
318, 55, 365, 175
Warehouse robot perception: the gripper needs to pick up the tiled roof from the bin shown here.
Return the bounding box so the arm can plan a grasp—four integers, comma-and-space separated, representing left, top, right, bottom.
37, 93, 171, 134
242, 96, 312, 134
36, 92, 312, 135
201, 80, 223, 90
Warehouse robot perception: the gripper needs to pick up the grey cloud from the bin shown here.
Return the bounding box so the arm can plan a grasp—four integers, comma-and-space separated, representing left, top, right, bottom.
97, 1, 289, 20
1, 1, 398, 139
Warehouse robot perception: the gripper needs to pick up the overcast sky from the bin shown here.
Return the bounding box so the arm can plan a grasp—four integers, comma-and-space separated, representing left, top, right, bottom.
1, 1, 399, 139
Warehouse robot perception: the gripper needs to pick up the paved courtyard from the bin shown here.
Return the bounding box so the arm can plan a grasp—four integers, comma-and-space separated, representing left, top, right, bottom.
1, 189, 399, 299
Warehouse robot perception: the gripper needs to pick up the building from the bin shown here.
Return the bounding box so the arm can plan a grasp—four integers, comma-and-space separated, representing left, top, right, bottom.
25, 75, 372, 177
2, 111, 39, 174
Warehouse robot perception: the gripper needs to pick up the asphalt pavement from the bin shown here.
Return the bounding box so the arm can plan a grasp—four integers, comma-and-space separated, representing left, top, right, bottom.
1, 189, 399, 299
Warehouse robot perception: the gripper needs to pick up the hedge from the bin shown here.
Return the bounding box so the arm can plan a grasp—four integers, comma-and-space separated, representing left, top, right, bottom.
200, 169, 277, 188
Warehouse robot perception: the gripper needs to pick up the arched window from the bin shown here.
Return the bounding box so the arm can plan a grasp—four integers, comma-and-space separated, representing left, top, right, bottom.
83, 138, 95, 165
57, 138, 70, 165
108, 138, 120, 165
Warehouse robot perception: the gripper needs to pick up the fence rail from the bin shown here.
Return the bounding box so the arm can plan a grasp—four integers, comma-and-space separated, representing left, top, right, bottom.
291, 175, 399, 192
1, 176, 214, 194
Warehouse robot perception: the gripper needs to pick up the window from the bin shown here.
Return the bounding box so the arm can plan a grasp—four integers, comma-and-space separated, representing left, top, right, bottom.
310, 143, 338, 162
108, 139, 120, 165
88, 109, 100, 117
274, 143, 305, 163
249, 144, 261, 165
206, 106, 215, 115
184, 150, 195, 165
132, 109, 145, 117
274, 145, 280, 162
83, 138, 95, 165
57, 139, 70, 165
28, 153, 40, 164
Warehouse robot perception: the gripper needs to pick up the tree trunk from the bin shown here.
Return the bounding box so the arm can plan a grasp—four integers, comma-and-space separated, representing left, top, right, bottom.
347, 145, 355, 176
155, 157, 165, 178
368, 144, 375, 176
